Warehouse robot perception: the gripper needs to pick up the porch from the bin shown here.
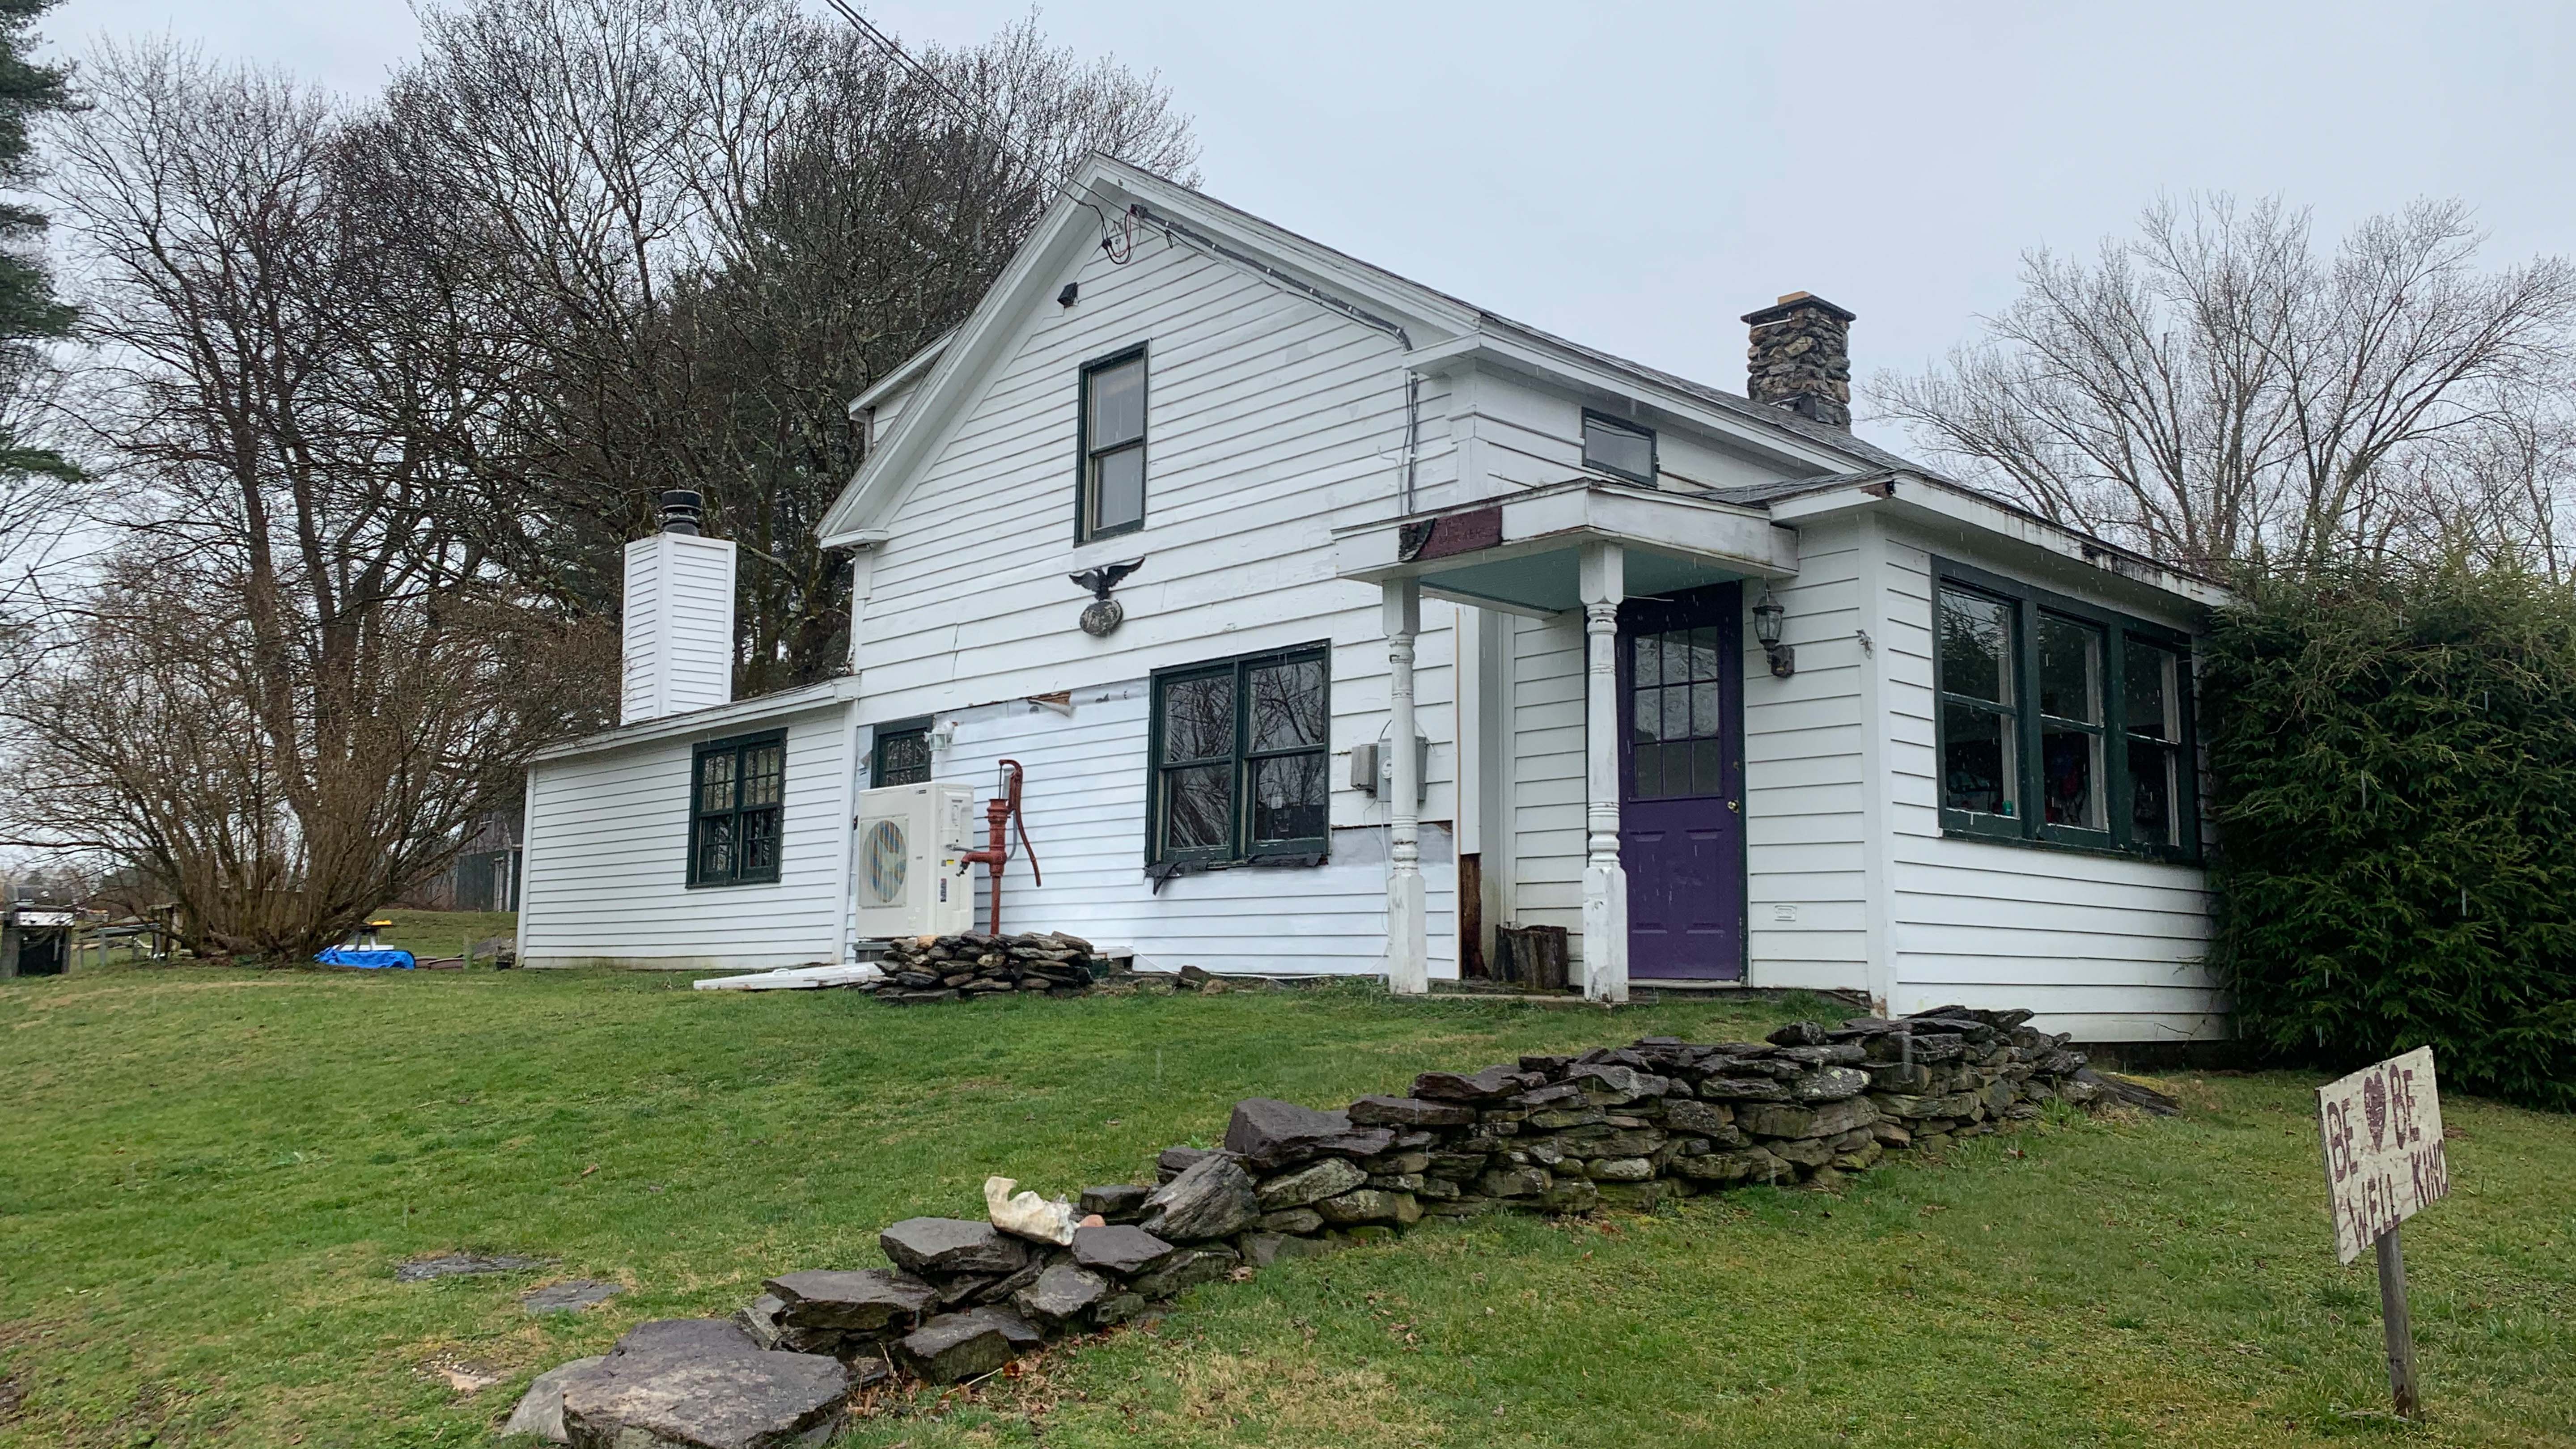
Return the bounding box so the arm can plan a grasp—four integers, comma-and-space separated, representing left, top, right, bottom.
1333, 480, 1801, 1003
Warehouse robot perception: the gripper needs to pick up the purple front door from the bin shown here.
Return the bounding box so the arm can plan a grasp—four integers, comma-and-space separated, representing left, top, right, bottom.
1621, 585, 1747, 980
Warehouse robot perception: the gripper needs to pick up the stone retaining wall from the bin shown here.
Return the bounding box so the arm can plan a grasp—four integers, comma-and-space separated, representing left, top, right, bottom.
517, 1004, 2132, 1445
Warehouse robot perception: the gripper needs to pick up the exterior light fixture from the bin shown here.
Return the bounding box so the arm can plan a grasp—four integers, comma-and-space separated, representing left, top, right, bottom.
1753, 587, 1795, 678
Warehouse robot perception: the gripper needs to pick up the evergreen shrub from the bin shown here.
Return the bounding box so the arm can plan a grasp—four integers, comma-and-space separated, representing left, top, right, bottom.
2203, 559, 2576, 1110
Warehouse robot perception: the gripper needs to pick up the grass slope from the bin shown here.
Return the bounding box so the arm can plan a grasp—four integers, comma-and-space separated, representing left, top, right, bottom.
0, 945, 2569, 1447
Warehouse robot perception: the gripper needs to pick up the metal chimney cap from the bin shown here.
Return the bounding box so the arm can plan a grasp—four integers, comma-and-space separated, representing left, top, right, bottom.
658, 489, 704, 535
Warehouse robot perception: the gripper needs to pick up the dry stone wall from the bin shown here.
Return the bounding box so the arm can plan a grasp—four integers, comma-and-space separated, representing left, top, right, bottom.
869, 932, 1103, 1004
509, 1004, 2128, 1442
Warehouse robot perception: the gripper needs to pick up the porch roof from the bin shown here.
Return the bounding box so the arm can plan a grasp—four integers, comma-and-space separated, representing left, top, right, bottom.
1331, 479, 1799, 615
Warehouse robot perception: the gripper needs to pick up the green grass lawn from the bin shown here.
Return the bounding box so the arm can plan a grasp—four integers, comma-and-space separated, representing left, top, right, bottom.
2, 931, 2571, 1448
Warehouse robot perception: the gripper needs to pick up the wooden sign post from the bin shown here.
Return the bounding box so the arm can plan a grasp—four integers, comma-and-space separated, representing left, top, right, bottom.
2316, 1046, 2450, 1419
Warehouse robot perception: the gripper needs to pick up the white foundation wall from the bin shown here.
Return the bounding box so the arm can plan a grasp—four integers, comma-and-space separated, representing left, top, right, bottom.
520, 703, 856, 970
1877, 519, 2222, 1041
905, 681, 1457, 977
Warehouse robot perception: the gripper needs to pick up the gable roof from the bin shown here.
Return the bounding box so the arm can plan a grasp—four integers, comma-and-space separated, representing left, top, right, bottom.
817, 155, 1919, 548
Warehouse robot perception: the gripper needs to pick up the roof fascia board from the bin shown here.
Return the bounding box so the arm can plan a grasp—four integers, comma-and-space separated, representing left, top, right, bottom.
1772, 474, 2236, 611
1405, 333, 1867, 477
532, 677, 860, 762
845, 330, 955, 417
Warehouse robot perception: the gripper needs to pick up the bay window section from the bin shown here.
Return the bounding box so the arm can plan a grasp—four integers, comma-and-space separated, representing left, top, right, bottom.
1933, 557, 2198, 860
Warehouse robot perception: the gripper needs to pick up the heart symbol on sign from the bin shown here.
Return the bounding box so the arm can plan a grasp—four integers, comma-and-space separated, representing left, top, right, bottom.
2363, 1073, 2389, 1152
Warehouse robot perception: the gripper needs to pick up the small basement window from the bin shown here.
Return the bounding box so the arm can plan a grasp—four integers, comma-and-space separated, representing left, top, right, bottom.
689, 730, 786, 886
1148, 644, 1330, 866
1933, 556, 2198, 860
1079, 347, 1147, 539
1582, 411, 1656, 484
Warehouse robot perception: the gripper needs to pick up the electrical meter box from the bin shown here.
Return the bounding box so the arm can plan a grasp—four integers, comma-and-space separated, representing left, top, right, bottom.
852, 782, 977, 939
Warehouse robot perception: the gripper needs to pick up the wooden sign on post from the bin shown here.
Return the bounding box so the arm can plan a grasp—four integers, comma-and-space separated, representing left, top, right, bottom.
2316, 1046, 2450, 1418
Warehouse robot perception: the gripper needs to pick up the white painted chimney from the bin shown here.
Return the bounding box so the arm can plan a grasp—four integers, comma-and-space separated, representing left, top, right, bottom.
620, 490, 737, 725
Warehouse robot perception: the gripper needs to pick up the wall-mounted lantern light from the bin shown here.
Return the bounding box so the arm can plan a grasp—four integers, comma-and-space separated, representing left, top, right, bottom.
1753, 586, 1795, 678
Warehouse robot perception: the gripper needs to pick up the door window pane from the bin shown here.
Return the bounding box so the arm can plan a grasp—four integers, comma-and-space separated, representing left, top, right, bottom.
2042, 726, 2102, 829
1248, 660, 1326, 751
1939, 587, 2014, 703
1087, 356, 1144, 445
1941, 703, 2016, 816
2038, 614, 2102, 722
1160, 674, 1234, 762
1684, 628, 1721, 682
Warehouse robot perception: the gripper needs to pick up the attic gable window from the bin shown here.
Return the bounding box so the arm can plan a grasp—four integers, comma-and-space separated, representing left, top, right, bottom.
1932, 556, 2199, 861
1079, 347, 1147, 539
689, 730, 786, 887
1582, 411, 1656, 485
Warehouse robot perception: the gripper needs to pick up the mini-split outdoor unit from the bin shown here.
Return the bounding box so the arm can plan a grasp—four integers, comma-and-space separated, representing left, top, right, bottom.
851, 782, 978, 939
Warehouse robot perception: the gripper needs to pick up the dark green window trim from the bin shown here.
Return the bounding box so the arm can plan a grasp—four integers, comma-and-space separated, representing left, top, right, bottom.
1146, 643, 1332, 867
1932, 556, 2200, 864
871, 716, 932, 787
1075, 343, 1148, 543
688, 729, 787, 887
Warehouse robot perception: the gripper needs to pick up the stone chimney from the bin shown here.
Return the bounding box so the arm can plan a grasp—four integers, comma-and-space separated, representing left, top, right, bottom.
1741, 292, 1856, 428
620, 489, 737, 725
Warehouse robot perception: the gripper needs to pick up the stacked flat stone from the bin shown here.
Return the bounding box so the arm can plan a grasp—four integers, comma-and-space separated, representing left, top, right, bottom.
870, 931, 1100, 1005
512, 1004, 2117, 1429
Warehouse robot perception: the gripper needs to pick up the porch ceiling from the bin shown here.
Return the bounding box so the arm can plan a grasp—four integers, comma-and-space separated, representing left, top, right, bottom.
1332, 479, 1798, 615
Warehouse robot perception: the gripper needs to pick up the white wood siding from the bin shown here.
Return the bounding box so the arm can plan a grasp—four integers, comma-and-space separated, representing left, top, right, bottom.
922, 683, 1456, 977
1503, 610, 1584, 943
620, 532, 737, 725
1879, 521, 2222, 1041
521, 703, 854, 970
1741, 517, 1872, 991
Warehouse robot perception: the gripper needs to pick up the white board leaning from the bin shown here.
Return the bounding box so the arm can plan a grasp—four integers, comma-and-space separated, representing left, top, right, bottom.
2316, 1046, 2451, 1265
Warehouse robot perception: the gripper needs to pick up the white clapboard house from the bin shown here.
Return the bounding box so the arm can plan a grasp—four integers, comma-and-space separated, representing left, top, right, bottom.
516, 156, 2231, 1042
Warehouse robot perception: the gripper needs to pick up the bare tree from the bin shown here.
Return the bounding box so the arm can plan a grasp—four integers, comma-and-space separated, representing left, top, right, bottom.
382, 0, 1198, 691
11, 43, 614, 957
1876, 195, 2576, 574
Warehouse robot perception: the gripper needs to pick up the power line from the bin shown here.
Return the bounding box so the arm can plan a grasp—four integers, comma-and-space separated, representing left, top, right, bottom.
813, 0, 1123, 254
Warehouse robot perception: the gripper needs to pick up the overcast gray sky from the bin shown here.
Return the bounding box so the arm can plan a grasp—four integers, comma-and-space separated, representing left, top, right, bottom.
47, 1, 2576, 455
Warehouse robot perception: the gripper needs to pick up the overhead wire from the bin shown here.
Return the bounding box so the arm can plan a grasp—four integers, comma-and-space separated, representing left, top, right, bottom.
813, 0, 1128, 261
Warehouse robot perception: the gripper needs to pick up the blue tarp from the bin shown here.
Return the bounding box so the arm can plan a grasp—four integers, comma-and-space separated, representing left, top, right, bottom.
316, 947, 417, 970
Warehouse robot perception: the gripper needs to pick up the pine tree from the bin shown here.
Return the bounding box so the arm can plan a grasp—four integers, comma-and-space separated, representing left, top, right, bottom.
0, 0, 73, 481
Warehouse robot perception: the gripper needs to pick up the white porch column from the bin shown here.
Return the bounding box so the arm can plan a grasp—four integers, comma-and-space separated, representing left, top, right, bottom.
1382, 578, 1429, 996
1578, 542, 1628, 1004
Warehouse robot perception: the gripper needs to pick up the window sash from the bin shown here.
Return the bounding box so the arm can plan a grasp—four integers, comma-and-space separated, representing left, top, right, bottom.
1149, 647, 1330, 865
1932, 557, 2196, 860
1581, 410, 1656, 484
1078, 347, 1147, 541
689, 731, 787, 886
872, 721, 932, 787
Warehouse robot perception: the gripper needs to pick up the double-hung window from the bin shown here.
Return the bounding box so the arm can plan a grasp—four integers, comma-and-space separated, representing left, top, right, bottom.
1934, 557, 2198, 860
1079, 347, 1147, 539
1148, 645, 1330, 865
689, 731, 786, 886
1582, 410, 1656, 484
